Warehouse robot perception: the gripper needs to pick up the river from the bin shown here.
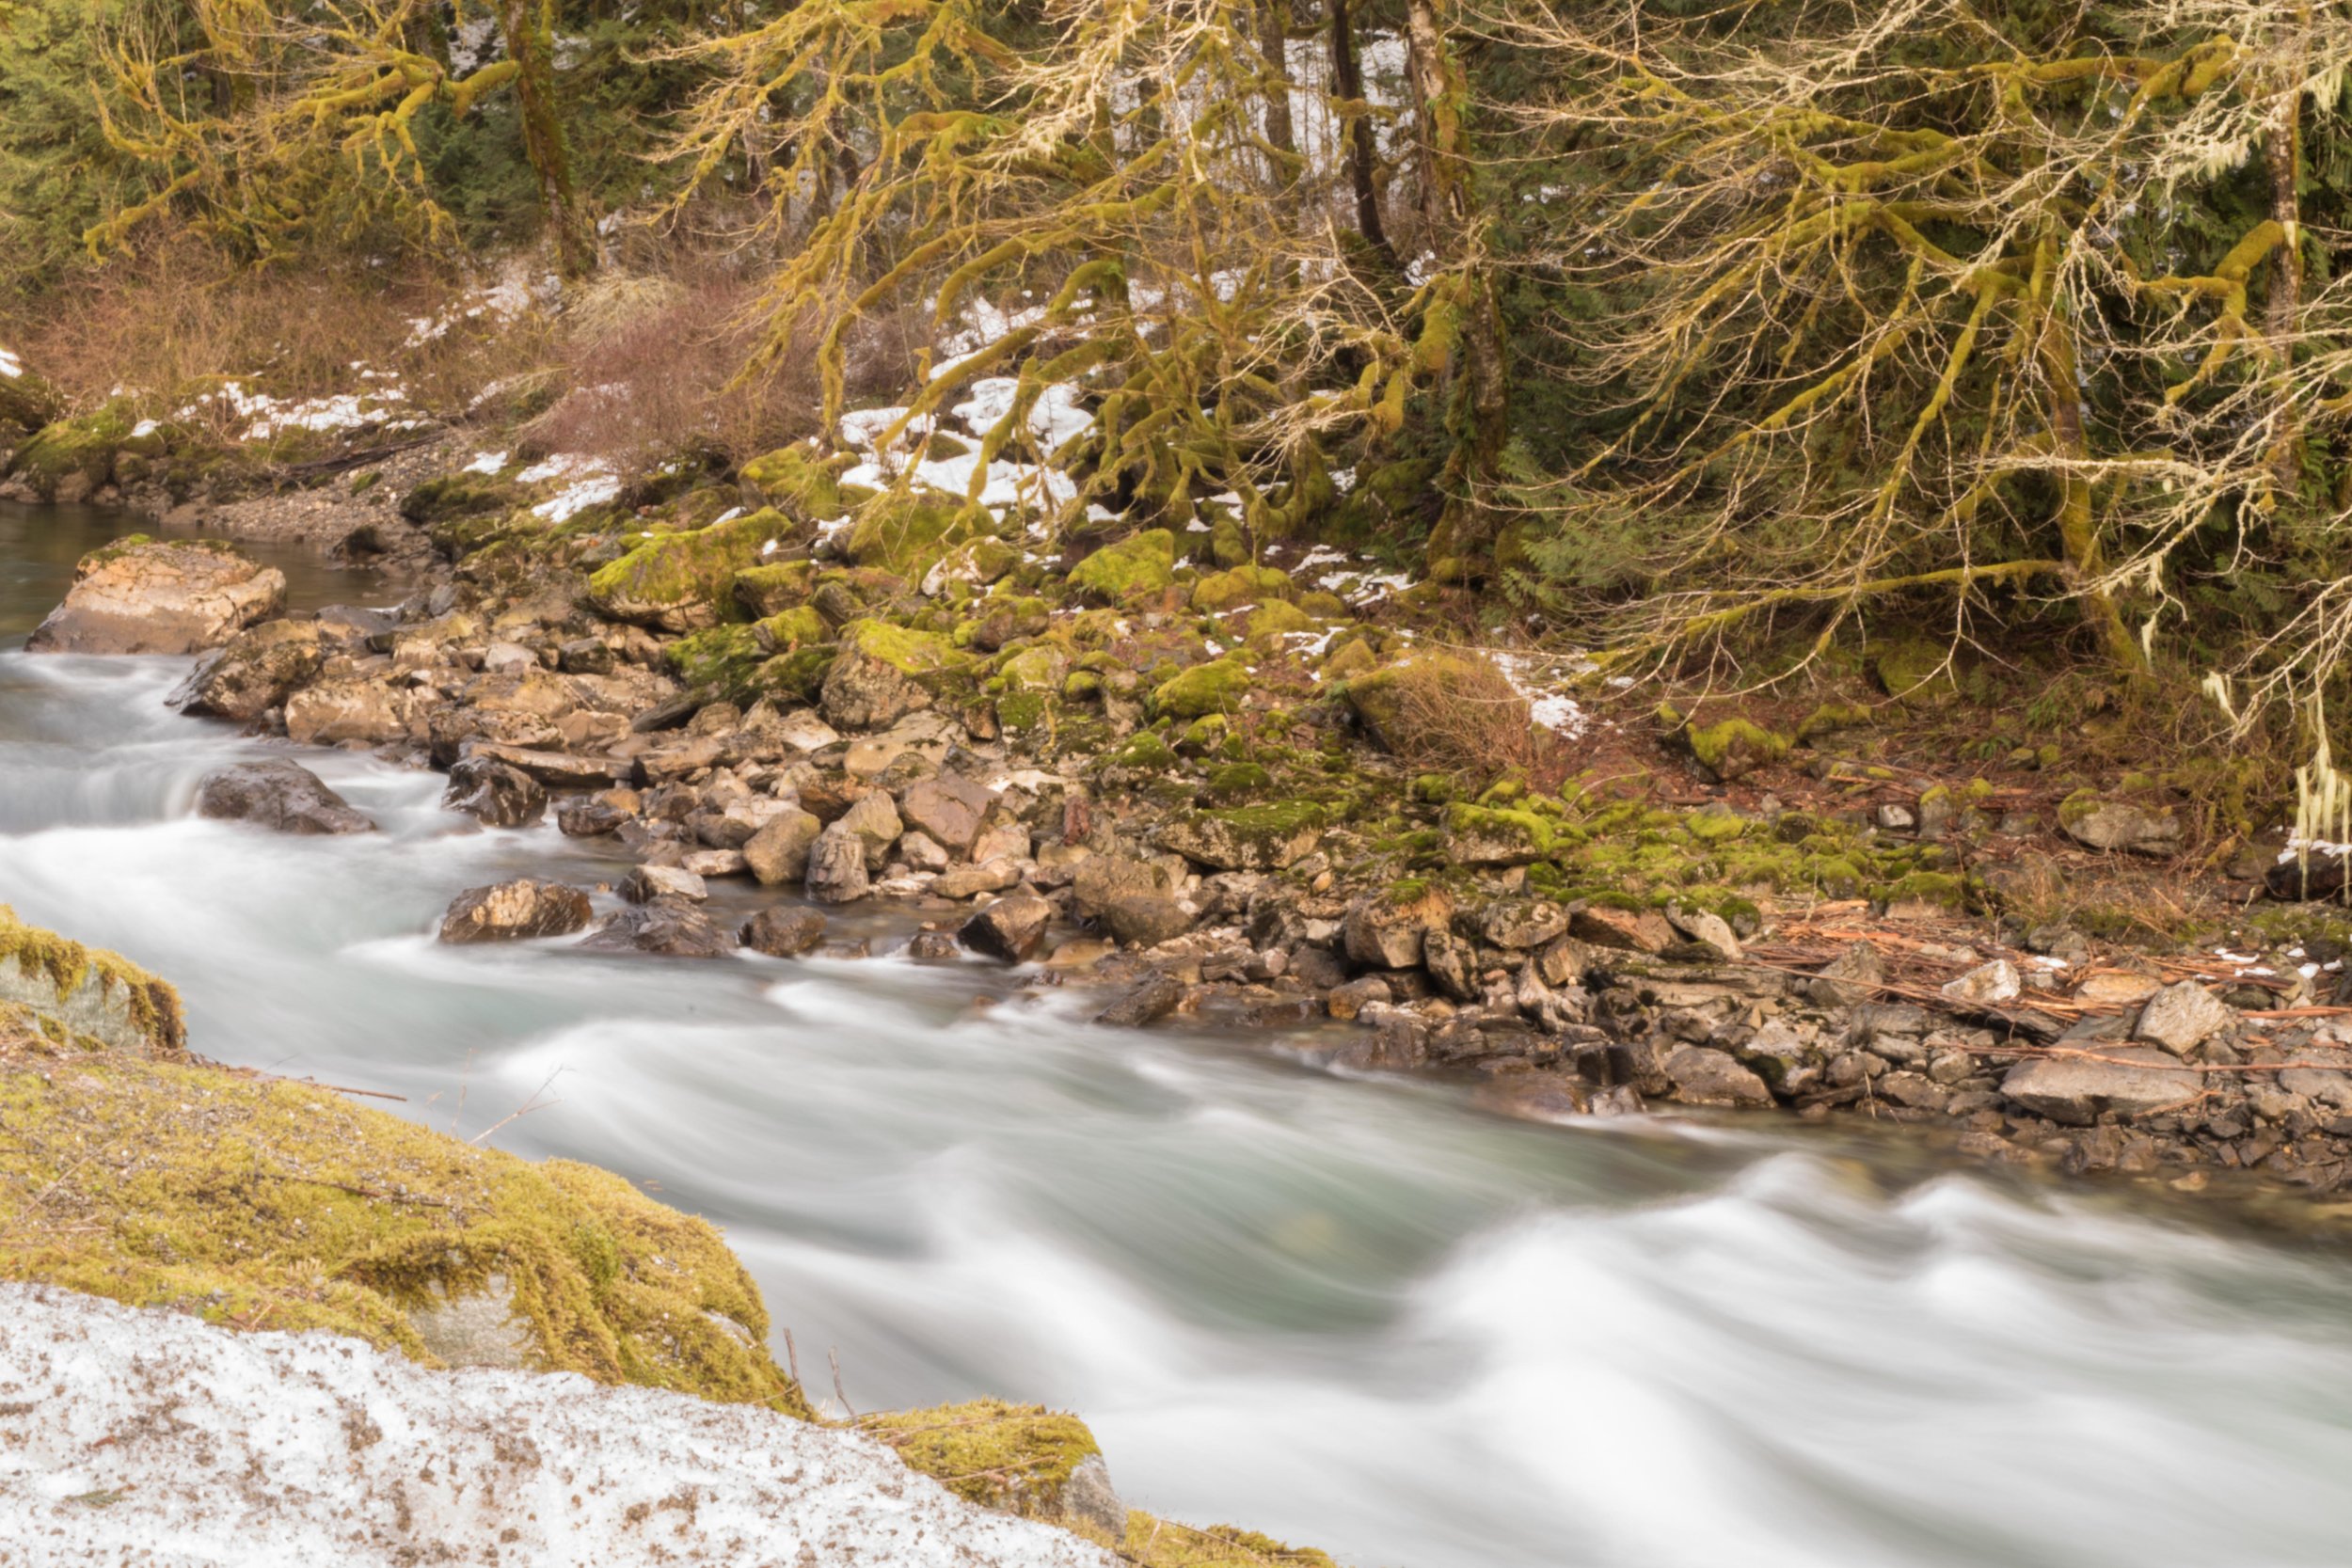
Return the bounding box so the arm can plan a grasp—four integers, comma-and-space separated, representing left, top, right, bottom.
5, 500, 2352, 1568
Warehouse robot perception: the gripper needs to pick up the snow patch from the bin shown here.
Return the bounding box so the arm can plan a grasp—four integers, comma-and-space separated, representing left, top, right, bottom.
0, 1283, 1114, 1568
0, 346, 21, 379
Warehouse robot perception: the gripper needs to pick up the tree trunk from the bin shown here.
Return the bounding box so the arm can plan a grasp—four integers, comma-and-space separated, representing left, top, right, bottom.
2032, 238, 2138, 671
1258, 0, 1296, 195
2265, 12, 2307, 494
1330, 0, 1390, 261
500, 0, 589, 277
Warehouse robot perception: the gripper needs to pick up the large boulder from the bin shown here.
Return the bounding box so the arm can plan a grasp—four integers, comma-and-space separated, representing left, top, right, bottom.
170, 620, 327, 722
0, 906, 185, 1058
743, 809, 824, 886
194, 760, 374, 835
579, 901, 735, 958
1152, 803, 1327, 873
959, 891, 1052, 962
26, 538, 285, 656
739, 906, 828, 958
2058, 791, 2181, 856
819, 621, 961, 732
804, 822, 871, 903
2000, 1048, 2201, 1125
438, 879, 595, 943
284, 680, 415, 747
898, 772, 996, 854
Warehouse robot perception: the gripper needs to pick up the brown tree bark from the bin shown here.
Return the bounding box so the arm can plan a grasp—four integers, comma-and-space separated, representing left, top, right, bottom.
1330, 0, 1391, 261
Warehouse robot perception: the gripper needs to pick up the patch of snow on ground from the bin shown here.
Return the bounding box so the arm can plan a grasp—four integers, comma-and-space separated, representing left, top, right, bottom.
464, 451, 508, 475
1491, 651, 1597, 736
533, 474, 621, 522
0, 347, 21, 378
196, 381, 405, 441
0, 1283, 1114, 1568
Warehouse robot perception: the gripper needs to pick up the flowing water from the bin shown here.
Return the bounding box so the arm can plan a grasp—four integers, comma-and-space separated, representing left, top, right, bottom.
6, 500, 2352, 1567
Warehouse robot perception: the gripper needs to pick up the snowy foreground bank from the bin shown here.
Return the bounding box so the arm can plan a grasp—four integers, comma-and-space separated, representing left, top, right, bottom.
0, 1284, 1115, 1567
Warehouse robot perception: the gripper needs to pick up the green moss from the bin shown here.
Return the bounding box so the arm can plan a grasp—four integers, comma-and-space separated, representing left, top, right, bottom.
1796, 701, 1874, 742
1176, 714, 1230, 754
1068, 529, 1177, 599
0, 1048, 808, 1415
2058, 788, 2101, 830
1685, 811, 1748, 844
0, 906, 183, 1058
733, 560, 818, 618
1409, 773, 1455, 804
1682, 717, 1790, 781
995, 690, 1050, 731
1000, 643, 1072, 691
1872, 640, 1960, 705
840, 616, 958, 675
9, 402, 134, 498
753, 644, 838, 705
589, 510, 787, 626
1190, 564, 1293, 612
1204, 762, 1273, 801
401, 472, 521, 530
762, 605, 830, 649
1107, 731, 1179, 770
1245, 599, 1315, 641
1446, 803, 1559, 863
1209, 510, 1249, 568
740, 443, 864, 521
1876, 871, 1970, 910
859, 1400, 1101, 1518
664, 624, 766, 689
846, 491, 977, 575
1152, 657, 1249, 720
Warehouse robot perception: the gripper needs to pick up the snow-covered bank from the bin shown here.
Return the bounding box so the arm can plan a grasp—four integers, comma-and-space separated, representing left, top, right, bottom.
0, 1284, 1116, 1567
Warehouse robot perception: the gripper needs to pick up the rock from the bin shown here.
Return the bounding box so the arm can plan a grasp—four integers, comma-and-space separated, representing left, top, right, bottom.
1072, 855, 1172, 920
1941, 959, 2021, 1006
1067, 530, 1176, 600
804, 823, 871, 903
739, 906, 828, 958
743, 809, 824, 886
2133, 981, 2235, 1056
1665, 907, 1742, 960
819, 622, 957, 731
170, 620, 326, 721
2074, 971, 2160, 1006
1095, 974, 1184, 1027
557, 794, 634, 837
586, 509, 787, 632
934, 859, 1023, 898
1343, 884, 1454, 970
1102, 893, 1194, 947
970, 822, 1031, 865
1481, 899, 1569, 950
460, 743, 638, 789
898, 831, 952, 872
898, 772, 997, 853
834, 788, 904, 870
2000, 1048, 2201, 1125
1326, 976, 1391, 1021
1809, 940, 1885, 1006
1152, 803, 1327, 873
285, 680, 412, 747
959, 892, 1052, 962
2058, 791, 2181, 856
580, 900, 735, 958
194, 760, 374, 836
1568, 905, 1674, 954
1661, 1046, 1775, 1107
622, 864, 708, 904
441, 755, 548, 828
438, 879, 595, 943
26, 539, 286, 655
904, 929, 961, 961
682, 848, 746, 879
1422, 927, 1480, 1003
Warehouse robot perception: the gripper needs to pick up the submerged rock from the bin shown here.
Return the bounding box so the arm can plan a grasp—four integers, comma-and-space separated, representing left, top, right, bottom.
27, 538, 285, 656
1094, 974, 1184, 1027
195, 760, 374, 835
960, 891, 1051, 962
739, 906, 828, 958
580, 899, 734, 958
441, 754, 548, 829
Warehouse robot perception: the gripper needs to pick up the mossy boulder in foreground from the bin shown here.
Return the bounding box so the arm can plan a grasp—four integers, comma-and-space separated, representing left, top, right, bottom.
588, 509, 794, 631
1069, 529, 1177, 600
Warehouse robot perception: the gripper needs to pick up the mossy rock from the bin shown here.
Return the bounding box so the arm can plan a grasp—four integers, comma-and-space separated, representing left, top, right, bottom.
401, 472, 521, 530
859, 1400, 1102, 1519
838, 616, 959, 676
1321, 639, 1377, 681
1341, 653, 1486, 754
0, 1042, 808, 1414
0, 355, 65, 436
1152, 657, 1250, 721
1203, 762, 1274, 802
1190, 564, 1293, 613
752, 643, 839, 706
1680, 717, 1791, 783
0, 906, 183, 1059
740, 443, 865, 521
589, 509, 791, 631
1796, 701, 1874, 742
846, 491, 977, 577
1000, 642, 1073, 692
733, 560, 818, 618
1069, 529, 1178, 600
1447, 803, 1559, 866
1154, 800, 1328, 872
8, 403, 135, 499
1245, 600, 1316, 641
1871, 640, 1961, 705
1209, 511, 1250, 568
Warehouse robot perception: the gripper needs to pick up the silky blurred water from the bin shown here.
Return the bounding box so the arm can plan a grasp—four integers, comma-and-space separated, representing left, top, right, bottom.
7, 501, 2352, 1567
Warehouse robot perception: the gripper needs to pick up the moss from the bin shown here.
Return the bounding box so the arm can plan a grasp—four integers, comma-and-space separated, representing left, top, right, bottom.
1872, 639, 1961, 705
2058, 788, 2101, 831
733, 560, 818, 618
0, 359, 65, 436
1245, 600, 1315, 641
1000, 643, 1072, 691
839, 616, 958, 675
10, 402, 135, 498
846, 491, 977, 576
762, 605, 830, 649
1176, 714, 1230, 754
1063, 670, 1104, 700
1685, 811, 1748, 844
995, 690, 1050, 731
1116, 1513, 1339, 1568
1152, 657, 1249, 720
753, 644, 838, 706
1068, 529, 1178, 599
1204, 762, 1274, 802
0, 1047, 809, 1415
1320, 640, 1377, 681
401, 472, 520, 529
1876, 871, 1971, 910
740, 443, 865, 521
665, 624, 768, 689
1190, 564, 1293, 612
1209, 510, 1250, 568
1796, 701, 1874, 742
1107, 731, 1180, 770
588, 509, 787, 626
1408, 773, 1455, 804
859, 1400, 1101, 1518
1682, 717, 1790, 782
0, 907, 183, 1058
1446, 803, 1559, 863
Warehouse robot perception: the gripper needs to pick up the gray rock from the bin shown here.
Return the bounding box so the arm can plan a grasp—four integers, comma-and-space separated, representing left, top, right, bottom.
580, 900, 735, 958
743, 809, 823, 887
819, 643, 931, 731
804, 823, 871, 903
1941, 958, 2021, 1006
1095, 973, 1184, 1027
195, 760, 374, 835
170, 620, 326, 721
1662, 1046, 1775, 1107
1073, 855, 1171, 921
1666, 907, 1742, 960
557, 637, 615, 674
1481, 898, 1568, 950
934, 859, 1023, 898
1343, 887, 1452, 969
898, 831, 951, 872
556, 794, 634, 837
1152, 808, 1327, 873
959, 891, 1052, 962
1569, 905, 1674, 954
2133, 980, 2235, 1056
898, 771, 996, 853
1422, 926, 1480, 1003
738, 906, 828, 958
438, 879, 594, 943
1103, 893, 1193, 947
1809, 939, 1885, 1006
2060, 795, 2182, 855
442, 755, 548, 829
1326, 975, 1391, 1021
2000, 1048, 2201, 1124
1059, 1454, 1125, 1537
834, 788, 904, 871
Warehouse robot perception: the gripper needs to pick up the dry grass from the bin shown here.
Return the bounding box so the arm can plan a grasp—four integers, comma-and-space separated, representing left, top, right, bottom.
1381, 654, 1551, 784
